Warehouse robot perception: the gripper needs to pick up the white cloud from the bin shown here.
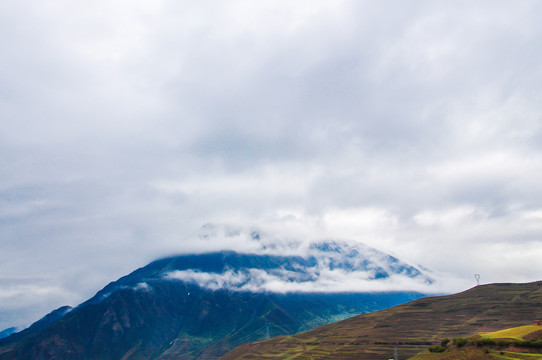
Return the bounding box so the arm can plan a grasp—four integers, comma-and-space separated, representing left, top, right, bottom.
165, 265, 436, 294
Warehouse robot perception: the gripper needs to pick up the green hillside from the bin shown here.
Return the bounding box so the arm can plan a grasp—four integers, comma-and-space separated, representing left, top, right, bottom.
221, 281, 542, 360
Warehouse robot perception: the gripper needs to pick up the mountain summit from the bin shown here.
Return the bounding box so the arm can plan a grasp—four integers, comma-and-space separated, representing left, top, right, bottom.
160, 240, 432, 293
0, 241, 430, 359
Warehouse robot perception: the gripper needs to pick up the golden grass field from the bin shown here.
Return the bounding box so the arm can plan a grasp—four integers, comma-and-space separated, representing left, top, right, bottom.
410, 324, 542, 360
483, 325, 542, 341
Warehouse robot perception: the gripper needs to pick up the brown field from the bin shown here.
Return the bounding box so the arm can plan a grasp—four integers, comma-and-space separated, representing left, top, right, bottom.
221, 281, 542, 360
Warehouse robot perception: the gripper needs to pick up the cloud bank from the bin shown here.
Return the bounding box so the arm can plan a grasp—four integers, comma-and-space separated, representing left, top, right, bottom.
1, 0, 542, 329
165, 268, 435, 294
163, 228, 459, 294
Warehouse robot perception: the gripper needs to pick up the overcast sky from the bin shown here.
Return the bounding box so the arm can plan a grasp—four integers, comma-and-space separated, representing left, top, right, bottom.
1, 0, 542, 330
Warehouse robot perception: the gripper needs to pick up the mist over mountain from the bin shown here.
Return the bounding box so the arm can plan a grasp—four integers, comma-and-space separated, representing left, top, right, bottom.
0, 240, 431, 360
157, 225, 437, 293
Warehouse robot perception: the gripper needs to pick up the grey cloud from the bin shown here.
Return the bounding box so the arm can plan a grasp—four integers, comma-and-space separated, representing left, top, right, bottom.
1, 0, 542, 330
0, 277, 79, 331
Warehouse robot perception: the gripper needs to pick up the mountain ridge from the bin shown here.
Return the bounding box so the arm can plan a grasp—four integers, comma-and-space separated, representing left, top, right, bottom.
0, 243, 430, 359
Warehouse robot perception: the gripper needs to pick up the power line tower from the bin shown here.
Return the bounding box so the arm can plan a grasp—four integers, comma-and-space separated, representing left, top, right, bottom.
265, 322, 270, 339
474, 274, 480, 286
394, 345, 398, 360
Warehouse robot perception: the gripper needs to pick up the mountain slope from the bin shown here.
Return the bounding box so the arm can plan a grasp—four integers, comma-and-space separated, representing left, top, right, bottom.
0, 330, 15, 341
0, 244, 429, 360
222, 281, 542, 360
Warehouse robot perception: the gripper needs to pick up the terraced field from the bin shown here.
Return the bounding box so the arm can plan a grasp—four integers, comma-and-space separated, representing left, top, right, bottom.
221, 281, 542, 360
411, 324, 542, 360
412, 348, 542, 360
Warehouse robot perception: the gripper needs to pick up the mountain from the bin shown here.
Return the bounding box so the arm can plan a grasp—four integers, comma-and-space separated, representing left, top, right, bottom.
222, 281, 542, 360
0, 241, 430, 360
0, 329, 15, 341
